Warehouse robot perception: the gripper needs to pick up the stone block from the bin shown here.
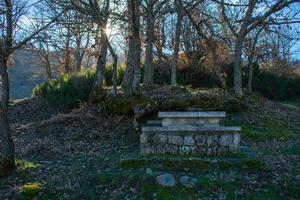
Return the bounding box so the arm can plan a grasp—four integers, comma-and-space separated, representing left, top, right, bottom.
165, 145, 178, 154
207, 135, 218, 147
184, 136, 195, 145
229, 145, 240, 153
168, 135, 183, 145
140, 133, 148, 144
179, 146, 196, 154
162, 118, 220, 127
196, 146, 206, 154
207, 147, 217, 156
140, 144, 153, 155
233, 134, 241, 145
219, 134, 233, 146
217, 146, 229, 154
153, 134, 168, 144
155, 144, 166, 154
195, 135, 206, 145
147, 120, 162, 126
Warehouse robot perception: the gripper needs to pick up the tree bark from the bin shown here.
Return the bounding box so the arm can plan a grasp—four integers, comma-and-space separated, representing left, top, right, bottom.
108, 41, 118, 96
144, 0, 155, 85
171, 0, 183, 86
122, 0, 141, 92
247, 57, 254, 93
247, 28, 263, 93
89, 25, 108, 100
0, 59, 15, 175
209, 41, 225, 88
233, 37, 244, 95
75, 35, 82, 72
45, 57, 52, 80
0, 0, 15, 175
157, 21, 165, 63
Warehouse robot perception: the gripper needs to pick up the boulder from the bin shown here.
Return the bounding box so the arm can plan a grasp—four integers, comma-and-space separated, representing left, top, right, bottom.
180, 176, 198, 188
156, 173, 176, 187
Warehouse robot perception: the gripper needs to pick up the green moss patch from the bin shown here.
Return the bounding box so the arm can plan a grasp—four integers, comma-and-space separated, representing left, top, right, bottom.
19, 182, 43, 200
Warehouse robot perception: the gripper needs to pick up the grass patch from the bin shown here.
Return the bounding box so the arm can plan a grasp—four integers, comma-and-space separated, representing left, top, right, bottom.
240, 159, 270, 172
226, 115, 296, 141
119, 156, 267, 173
119, 159, 147, 169
141, 177, 197, 200
283, 146, 300, 155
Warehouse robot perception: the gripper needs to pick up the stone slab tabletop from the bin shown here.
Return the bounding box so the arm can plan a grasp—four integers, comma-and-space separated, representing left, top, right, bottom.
142, 125, 241, 132
158, 111, 226, 118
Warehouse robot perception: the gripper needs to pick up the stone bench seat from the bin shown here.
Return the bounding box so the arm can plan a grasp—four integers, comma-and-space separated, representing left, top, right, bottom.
158, 111, 226, 118
142, 126, 241, 133
158, 111, 226, 126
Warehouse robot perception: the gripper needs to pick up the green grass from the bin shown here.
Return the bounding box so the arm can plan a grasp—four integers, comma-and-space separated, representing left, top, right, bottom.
226, 114, 296, 141
119, 156, 269, 173
283, 146, 300, 155
141, 177, 197, 200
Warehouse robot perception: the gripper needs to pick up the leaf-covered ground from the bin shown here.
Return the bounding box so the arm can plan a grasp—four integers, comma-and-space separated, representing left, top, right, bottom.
0, 94, 300, 200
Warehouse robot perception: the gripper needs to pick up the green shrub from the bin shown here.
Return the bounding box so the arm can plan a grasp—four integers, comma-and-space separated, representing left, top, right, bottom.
226, 62, 300, 100
33, 69, 96, 108
253, 70, 300, 100
104, 63, 126, 86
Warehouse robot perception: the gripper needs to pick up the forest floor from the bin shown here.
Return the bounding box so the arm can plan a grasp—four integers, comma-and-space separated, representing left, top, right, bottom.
0, 88, 300, 200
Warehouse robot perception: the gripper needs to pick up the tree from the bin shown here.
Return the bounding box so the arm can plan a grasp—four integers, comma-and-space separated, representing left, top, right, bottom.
0, 0, 64, 175
142, 0, 168, 85
122, 0, 142, 92
171, 0, 183, 86
219, 0, 299, 95
61, 0, 110, 100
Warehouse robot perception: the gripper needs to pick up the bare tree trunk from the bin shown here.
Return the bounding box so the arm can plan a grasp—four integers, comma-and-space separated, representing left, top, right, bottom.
0, 0, 64, 175
157, 20, 165, 63
64, 27, 72, 74
108, 41, 118, 96
247, 28, 262, 93
89, 25, 108, 100
0, 59, 15, 175
247, 57, 254, 93
209, 42, 225, 88
144, 0, 155, 85
233, 37, 243, 95
75, 35, 82, 72
0, 0, 15, 175
45, 57, 52, 80
171, 0, 183, 86
123, 0, 141, 92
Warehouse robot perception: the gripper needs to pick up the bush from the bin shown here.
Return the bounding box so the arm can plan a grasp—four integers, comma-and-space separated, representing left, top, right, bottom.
226, 62, 300, 101
33, 69, 96, 108
104, 63, 126, 86
253, 70, 300, 100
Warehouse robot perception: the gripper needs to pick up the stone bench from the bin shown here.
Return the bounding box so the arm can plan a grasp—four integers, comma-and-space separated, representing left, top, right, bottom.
141, 111, 241, 156
158, 111, 226, 127
140, 126, 241, 156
